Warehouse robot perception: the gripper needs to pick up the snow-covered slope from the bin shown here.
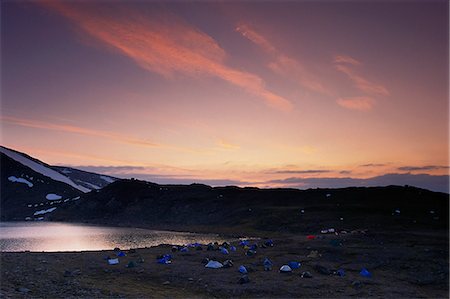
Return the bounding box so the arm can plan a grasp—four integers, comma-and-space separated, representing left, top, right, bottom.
52, 166, 117, 191
0, 147, 90, 193
1, 146, 119, 221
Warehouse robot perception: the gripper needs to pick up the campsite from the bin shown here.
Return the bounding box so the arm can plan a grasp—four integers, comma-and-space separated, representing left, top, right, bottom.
1, 177, 449, 298
1, 215, 448, 298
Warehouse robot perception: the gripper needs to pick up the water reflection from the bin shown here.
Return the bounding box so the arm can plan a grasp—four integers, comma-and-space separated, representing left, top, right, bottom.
0, 222, 226, 252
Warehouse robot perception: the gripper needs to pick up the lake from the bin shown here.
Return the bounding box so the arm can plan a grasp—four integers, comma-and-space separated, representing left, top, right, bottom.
0, 222, 227, 252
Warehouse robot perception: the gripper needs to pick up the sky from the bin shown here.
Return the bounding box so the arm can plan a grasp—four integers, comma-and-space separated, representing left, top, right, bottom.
1, 0, 449, 192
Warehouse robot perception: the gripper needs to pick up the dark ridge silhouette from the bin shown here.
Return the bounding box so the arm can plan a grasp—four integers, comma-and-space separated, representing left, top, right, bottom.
49, 179, 449, 234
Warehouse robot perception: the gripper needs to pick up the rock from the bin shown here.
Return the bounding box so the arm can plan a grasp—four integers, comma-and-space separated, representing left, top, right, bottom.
307, 250, 320, 258
315, 264, 331, 275
246, 250, 256, 256
64, 270, 73, 277
188, 278, 194, 282
329, 239, 342, 247
352, 280, 362, 288
126, 261, 137, 268
128, 248, 136, 254
16, 287, 31, 293
162, 281, 170, 285
72, 269, 82, 275
238, 275, 250, 284
223, 260, 234, 268
301, 271, 313, 278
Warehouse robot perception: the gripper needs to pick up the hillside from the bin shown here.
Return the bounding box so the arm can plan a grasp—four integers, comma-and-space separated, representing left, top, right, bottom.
50, 179, 449, 234
0, 146, 117, 221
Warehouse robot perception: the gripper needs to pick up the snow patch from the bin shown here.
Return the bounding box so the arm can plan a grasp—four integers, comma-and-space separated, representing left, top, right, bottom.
83, 182, 101, 190
46, 194, 62, 200
61, 169, 72, 174
33, 207, 57, 216
100, 175, 115, 183
0, 147, 90, 192
8, 176, 33, 187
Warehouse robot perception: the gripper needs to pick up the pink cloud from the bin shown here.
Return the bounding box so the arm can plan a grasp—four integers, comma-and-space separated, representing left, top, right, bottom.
333, 55, 361, 66
216, 139, 240, 150
335, 65, 389, 96
334, 55, 389, 97
236, 23, 276, 54
41, 2, 292, 112
336, 97, 375, 111
1, 115, 161, 147
236, 23, 331, 96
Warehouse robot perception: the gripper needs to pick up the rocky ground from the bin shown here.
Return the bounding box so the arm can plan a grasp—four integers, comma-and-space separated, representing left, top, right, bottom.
1, 227, 448, 298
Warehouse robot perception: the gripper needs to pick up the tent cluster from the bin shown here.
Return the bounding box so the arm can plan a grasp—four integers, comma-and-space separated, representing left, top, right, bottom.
105, 247, 145, 267
104, 234, 373, 285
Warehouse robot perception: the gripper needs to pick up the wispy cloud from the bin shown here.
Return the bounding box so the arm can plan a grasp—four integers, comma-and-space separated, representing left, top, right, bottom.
1, 115, 161, 147
333, 54, 389, 112
334, 55, 361, 66
41, 2, 292, 111
339, 170, 352, 174
360, 163, 386, 167
74, 165, 147, 173
236, 23, 330, 96
271, 169, 331, 174
235, 23, 276, 54
334, 56, 389, 97
216, 139, 240, 150
3, 145, 139, 166
336, 96, 375, 111
398, 165, 450, 172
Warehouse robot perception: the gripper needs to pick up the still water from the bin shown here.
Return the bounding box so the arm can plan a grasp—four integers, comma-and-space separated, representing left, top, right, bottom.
0, 222, 226, 252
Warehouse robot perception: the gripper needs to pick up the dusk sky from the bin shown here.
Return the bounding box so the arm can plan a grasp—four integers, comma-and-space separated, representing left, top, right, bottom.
1, 1, 449, 191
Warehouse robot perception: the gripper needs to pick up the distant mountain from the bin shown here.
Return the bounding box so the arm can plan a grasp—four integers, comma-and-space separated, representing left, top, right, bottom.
266, 173, 450, 193
50, 179, 449, 234
0, 146, 117, 221
2, 146, 448, 234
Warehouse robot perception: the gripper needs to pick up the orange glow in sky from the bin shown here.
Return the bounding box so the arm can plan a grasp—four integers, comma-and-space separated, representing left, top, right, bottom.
1, 1, 448, 189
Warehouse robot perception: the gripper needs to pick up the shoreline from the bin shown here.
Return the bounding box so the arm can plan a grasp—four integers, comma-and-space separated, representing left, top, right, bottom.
1, 225, 448, 298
